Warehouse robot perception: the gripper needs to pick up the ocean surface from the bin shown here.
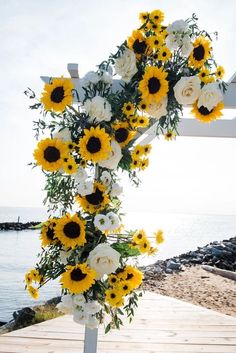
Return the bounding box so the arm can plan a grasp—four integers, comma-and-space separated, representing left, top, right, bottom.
0, 206, 235, 322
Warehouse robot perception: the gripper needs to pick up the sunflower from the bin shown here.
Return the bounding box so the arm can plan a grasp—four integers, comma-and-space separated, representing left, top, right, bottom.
139, 66, 169, 104
189, 36, 211, 69
56, 214, 87, 249
155, 229, 164, 244
66, 141, 77, 151
26, 269, 43, 283
127, 116, 139, 129
140, 158, 149, 170
122, 102, 135, 116
147, 22, 162, 34
62, 157, 78, 175
27, 285, 39, 299
118, 266, 143, 290
60, 263, 96, 294
105, 288, 124, 307
191, 101, 224, 123
117, 280, 133, 296
136, 115, 150, 128
132, 145, 145, 159
40, 218, 57, 247
132, 229, 147, 244
138, 100, 148, 112
139, 238, 151, 253
143, 144, 152, 155
76, 182, 110, 214
149, 9, 164, 24
147, 35, 164, 50
113, 122, 136, 148
148, 246, 158, 256
127, 30, 148, 57
108, 274, 120, 287
165, 130, 176, 141
198, 67, 212, 84
158, 46, 172, 62
130, 158, 141, 170
34, 138, 69, 172
215, 65, 225, 79
139, 11, 149, 23
41, 77, 74, 112
78, 126, 111, 163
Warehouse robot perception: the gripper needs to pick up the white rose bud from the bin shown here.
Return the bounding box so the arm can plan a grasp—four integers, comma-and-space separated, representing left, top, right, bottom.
82, 71, 100, 86
87, 243, 120, 277
101, 171, 112, 186
110, 183, 123, 197
84, 96, 112, 123
99, 140, 122, 170
115, 48, 138, 83
197, 83, 223, 111
73, 309, 88, 325
146, 96, 168, 119
174, 76, 201, 105
77, 180, 94, 196
94, 214, 111, 232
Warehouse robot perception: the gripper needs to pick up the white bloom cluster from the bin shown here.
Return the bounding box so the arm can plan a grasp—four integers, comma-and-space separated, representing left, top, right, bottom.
166, 19, 193, 57
114, 48, 138, 83
94, 211, 120, 232
72, 167, 94, 196
82, 70, 112, 87
84, 95, 112, 123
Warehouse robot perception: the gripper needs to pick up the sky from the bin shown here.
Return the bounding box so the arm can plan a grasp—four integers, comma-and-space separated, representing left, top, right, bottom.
0, 0, 236, 215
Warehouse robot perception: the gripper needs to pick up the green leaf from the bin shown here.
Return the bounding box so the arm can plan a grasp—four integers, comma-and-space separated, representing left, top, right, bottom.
105, 323, 111, 334
111, 243, 140, 257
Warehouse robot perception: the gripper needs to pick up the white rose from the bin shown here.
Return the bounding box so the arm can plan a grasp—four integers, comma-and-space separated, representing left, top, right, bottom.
82, 71, 100, 86
73, 167, 88, 184
73, 294, 86, 307
114, 48, 138, 83
197, 83, 223, 111
77, 180, 94, 196
86, 315, 99, 329
146, 96, 168, 119
84, 301, 101, 315
174, 76, 201, 105
110, 183, 123, 197
84, 96, 112, 123
56, 294, 74, 314
101, 171, 112, 186
167, 20, 189, 34
94, 214, 111, 232
107, 212, 120, 231
181, 36, 193, 57
53, 127, 71, 141
87, 243, 120, 277
73, 308, 89, 325
99, 140, 122, 170
166, 33, 180, 51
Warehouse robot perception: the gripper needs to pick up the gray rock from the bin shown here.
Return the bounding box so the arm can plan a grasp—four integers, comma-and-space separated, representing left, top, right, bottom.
166, 260, 182, 270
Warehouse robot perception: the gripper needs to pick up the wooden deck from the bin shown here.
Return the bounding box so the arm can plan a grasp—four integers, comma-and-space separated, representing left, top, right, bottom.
0, 291, 236, 353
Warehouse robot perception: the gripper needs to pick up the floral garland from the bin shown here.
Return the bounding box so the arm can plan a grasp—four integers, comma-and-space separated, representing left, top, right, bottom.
25, 9, 226, 332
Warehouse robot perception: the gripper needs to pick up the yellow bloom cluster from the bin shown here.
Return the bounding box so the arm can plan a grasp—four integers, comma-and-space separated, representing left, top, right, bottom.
130, 144, 152, 170
130, 229, 157, 255
25, 269, 43, 299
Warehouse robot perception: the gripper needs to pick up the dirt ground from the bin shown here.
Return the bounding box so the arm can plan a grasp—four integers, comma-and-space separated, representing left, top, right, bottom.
143, 266, 236, 317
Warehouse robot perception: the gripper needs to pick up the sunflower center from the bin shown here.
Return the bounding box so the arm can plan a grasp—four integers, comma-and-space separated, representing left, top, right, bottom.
198, 106, 213, 116
44, 146, 60, 162
70, 268, 87, 281
133, 39, 147, 54
126, 273, 134, 280
63, 221, 81, 239
162, 51, 167, 57
86, 137, 101, 154
46, 227, 55, 240
85, 187, 104, 205
111, 293, 116, 299
193, 45, 205, 61
50, 86, 65, 103
115, 128, 129, 143
137, 234, 142, 239
166, 133, 172, 138
148, 77, 161, 94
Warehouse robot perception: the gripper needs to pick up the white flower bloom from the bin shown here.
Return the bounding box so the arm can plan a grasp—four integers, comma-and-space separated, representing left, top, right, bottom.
107, 212, 120, 231
59, 249, 72, 265
166, 33, 180, 51
114, 48, 138, 83
77, 180, 94, 196
73, 167, 88, 184
99, 140, 122, 170
146, 96, 168, 119
73, 294, 86, 307
82, 71, 100, 86
53, 127, 71, 141
86, 315, 99, 329
167, 19, 189, 34
84, 95, 112, 123
110, 182, 123, 197
101, 171, 112, 186
94, 214, 111, 232
87, 243, 120, 277
197, 83, 223, 111
84, 301, 101, 315
56, 294, 74, 314
73, 308, 88, 325
181, 36, 193, 57
100, 71, 113, 84
174, 76, 201, 105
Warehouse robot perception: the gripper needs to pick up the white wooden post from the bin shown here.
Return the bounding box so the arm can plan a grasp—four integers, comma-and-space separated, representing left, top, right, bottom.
83, 327, 98, 353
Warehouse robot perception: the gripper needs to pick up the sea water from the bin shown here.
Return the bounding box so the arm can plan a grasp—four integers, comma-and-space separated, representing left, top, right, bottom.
0, 207, 235, 322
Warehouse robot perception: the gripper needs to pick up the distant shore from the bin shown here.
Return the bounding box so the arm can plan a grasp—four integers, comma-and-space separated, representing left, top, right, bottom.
0, 222, 41, 231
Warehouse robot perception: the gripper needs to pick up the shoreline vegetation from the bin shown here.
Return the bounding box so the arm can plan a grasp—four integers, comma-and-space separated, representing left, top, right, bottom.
0, 237, 235, 334
0, 222, 40, 231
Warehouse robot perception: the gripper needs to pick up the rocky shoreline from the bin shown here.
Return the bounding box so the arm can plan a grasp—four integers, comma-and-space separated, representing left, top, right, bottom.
0, 222, 40, 231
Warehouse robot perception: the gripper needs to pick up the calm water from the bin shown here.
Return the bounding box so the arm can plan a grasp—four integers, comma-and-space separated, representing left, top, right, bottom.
0, 207, 235, 322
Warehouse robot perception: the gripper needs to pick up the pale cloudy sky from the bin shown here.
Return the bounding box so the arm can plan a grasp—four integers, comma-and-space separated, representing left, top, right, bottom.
0, 0, 236, 215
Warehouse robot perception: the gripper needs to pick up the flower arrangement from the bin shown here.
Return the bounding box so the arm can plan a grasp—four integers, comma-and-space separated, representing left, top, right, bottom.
24, 9, 226, 332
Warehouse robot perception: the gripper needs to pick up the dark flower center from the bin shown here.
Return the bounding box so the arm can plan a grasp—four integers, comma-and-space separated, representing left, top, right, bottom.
111, 278, 116, 283
201, 73, 206, 77
63, 221, 81, 239
198, 106, 213, 116
162, 52, 167, 57
154, 15, 159, 20
115, 128, 129, 143
148, 77, 161, 94
154, 40, 159, 45
166, 133, 172, 138
139, 119, 144, 124
111, 293, 116, 299
126, 105, 131, 111
50, 86, 65, 103
68, 165, 73, 170
46, 227, 55, 240
126, 273, 134, 280
193, 45, 205, 61
133, 39, 147, 54
70, 268, 87, 281
144, 243, 147, 248
85, 187, 104, 205
86, 137, 102, 154
141, 104, 146, 109
137, 234, 143, 239
44, 146, 60, 162
123, 285, 128, 290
